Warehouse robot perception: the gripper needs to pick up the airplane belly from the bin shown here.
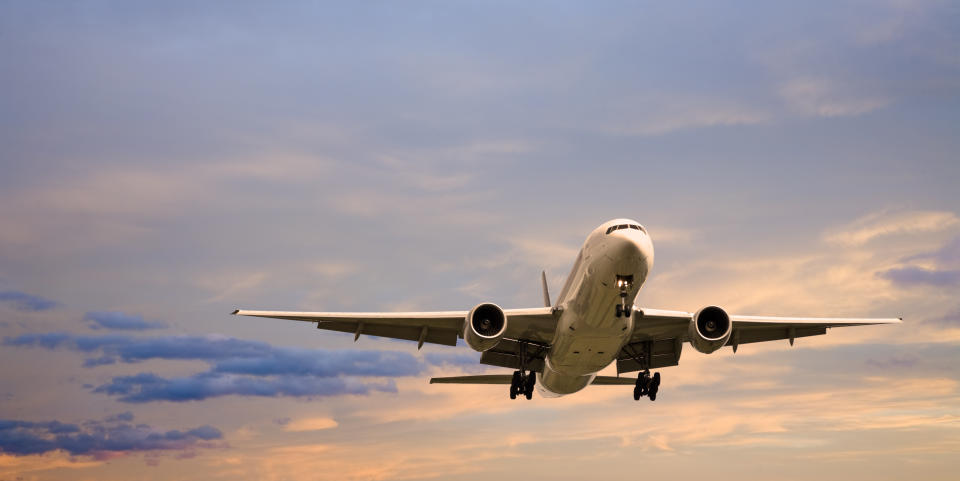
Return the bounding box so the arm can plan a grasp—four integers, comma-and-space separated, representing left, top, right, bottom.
541, 230, 649, 395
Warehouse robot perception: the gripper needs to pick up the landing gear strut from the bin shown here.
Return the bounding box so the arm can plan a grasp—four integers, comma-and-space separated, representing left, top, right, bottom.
633, 370, 660, 401
615, 275, 634, 318
509, 340, 537, 400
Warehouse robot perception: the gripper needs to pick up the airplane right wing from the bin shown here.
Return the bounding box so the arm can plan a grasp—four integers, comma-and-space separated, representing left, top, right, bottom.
233, 306, 558, 348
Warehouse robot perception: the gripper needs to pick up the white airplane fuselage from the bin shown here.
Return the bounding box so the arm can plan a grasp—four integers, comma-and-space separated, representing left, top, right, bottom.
538, 218, 654, 397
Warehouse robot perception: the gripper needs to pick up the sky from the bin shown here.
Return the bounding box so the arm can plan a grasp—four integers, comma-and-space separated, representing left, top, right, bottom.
0, 0, 958, 479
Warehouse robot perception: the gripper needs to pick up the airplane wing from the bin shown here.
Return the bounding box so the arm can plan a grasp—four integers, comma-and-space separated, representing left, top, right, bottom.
232, 307, 558, 349
614, 307, 902, 373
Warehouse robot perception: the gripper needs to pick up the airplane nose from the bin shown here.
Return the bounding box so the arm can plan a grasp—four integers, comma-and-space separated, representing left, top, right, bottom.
610, 229, 655, 270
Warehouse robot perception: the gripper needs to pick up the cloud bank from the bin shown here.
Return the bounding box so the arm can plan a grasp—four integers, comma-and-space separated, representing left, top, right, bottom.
4, 332, 449, 402
0, 414, 221, 458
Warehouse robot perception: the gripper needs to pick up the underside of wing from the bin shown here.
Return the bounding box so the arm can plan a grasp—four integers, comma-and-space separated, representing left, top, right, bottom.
727, 314, 902, 347
232, 306, 558, 349
618, 306, 901, 372
233, 309, 465, 346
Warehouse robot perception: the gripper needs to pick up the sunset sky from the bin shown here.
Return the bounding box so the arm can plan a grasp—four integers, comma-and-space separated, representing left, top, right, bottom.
1, 1, 959, 480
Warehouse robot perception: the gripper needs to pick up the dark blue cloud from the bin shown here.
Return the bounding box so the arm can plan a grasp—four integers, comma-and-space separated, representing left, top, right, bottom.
0, 290, 57, 311
211, 349, 421, 377
85, 311, 167, 331
0, 415, 221, 457
4, 332, 452, 402
879, 266, 960, 287
94, 372, 396, 403
4, 333, 425, 376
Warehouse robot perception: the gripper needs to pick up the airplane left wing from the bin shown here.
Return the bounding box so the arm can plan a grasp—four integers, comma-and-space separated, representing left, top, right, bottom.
615, 307, 901, 373
232, 307, 558, 349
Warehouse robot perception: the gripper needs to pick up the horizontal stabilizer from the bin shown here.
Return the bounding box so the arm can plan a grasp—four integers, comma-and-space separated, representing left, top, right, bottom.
429, 374, 637, 385
430, 375, 512, 384
591, 376, 636, 385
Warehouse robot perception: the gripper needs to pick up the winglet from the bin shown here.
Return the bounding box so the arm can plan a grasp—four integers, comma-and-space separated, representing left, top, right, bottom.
231, 309, 240, 315
541, 270, 551, 308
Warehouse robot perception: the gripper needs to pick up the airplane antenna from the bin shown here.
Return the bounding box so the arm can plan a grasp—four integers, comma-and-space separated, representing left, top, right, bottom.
541, 270, 552, 307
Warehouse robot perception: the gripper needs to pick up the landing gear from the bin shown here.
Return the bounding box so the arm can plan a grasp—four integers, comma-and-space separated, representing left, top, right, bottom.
509, 370, 536, 400
633, 370, 661, 401
615, 275, 634, 318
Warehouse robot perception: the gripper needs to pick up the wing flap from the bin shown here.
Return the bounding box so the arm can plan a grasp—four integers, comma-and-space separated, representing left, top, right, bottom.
314, 321, 459, 346
615, 338, 683, 373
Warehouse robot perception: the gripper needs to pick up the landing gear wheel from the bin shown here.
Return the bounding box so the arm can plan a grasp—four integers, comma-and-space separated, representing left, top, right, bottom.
524, 372, 536, 400
634, 371, 651, 400
648, 372, 660, 402
615, 305, 623, 318
509, 370, 521, 399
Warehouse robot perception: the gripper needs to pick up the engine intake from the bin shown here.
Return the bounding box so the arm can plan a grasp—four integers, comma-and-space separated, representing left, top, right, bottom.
464, 303, 507, 352
688, 305, 732, 354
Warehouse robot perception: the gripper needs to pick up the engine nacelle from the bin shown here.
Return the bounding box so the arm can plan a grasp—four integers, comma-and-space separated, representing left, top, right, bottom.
463, 303, 507, 352
688, 305, 732, 354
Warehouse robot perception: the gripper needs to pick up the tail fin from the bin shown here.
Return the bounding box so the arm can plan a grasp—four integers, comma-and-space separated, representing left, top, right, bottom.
541, 270, 551, 308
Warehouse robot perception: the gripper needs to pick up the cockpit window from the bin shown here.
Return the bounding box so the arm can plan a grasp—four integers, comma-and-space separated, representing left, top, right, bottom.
606, 223, 647, 235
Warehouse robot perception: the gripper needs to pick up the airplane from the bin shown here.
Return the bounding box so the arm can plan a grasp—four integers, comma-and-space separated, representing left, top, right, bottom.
233, 218, 901, 401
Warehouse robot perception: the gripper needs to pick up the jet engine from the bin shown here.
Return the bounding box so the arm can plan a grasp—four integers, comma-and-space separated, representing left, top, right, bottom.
688, 305, 732, 354
464, 303, 507, 352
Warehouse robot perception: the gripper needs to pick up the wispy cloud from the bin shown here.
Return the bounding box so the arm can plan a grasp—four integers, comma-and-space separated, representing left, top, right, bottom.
879, 266, 960, 287
0, 291, 57, 312
779, 77, 890, 117
85, 311, 167, 331
281, 417, 338, 432
823, 210, 959, 246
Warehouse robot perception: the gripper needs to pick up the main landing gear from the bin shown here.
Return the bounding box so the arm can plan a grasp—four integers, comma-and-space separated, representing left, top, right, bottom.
633, 370, 660, 401
615, 275, 634, 318
510, 370, 535, 400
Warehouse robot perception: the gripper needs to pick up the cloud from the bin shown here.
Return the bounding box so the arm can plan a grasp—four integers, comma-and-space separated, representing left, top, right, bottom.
93, 372, 396, 403
903, 236, 960, 265
779, 77, 890, 117
823, 210, 959, 246
926, 307, 960, 326
599, 95, 770, 136
0, 290, 57, 311
3, 332, 475, 402
282, 417, 338, 432
0, 414, 221, 458
423, 352, 482, 367
85, 311, 168, 331
879, 266, 960, 287
4, 332, 425, 375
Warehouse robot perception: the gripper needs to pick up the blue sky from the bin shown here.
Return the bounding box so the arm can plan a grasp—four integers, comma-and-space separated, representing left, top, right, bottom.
0, 1, 958, 479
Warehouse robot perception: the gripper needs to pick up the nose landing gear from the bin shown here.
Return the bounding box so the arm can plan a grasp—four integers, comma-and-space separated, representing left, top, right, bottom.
615, 275, 634, 318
